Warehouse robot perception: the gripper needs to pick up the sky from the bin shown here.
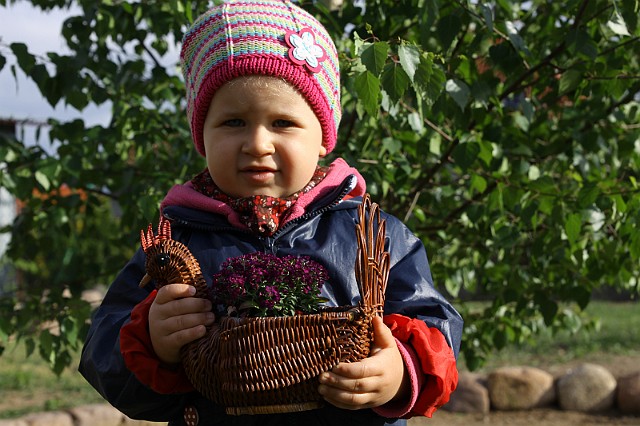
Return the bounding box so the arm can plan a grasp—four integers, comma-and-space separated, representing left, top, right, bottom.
0, 2, 111, 147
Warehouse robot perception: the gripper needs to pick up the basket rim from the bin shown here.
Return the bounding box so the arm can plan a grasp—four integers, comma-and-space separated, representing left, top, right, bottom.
215, 305, 367, 324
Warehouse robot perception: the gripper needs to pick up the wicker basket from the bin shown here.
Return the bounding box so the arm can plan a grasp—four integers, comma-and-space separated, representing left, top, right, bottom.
141, 194, 389, 415
182, 305, 376, 414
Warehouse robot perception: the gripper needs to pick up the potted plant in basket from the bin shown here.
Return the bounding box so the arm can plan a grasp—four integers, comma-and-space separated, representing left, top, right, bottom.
210, 252, 330, 318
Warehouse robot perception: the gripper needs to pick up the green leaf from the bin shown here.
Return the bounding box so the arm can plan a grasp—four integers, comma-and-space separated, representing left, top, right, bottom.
577, 183, 600, 208
25, 338, 35, 358
611, 194, 627, 213
559, 70, 582, 94
35, 171, 51, 191
185, 1, 194, 23
477, 141, 493, 166
382, 137, 402, 155
568, 29, 597, 60
446, 78, 470, 110
445, 275, 462, 298
630, 233, 640, 261
505, 21, 528, 54
398, 43, 421, 82
0, 54, 6, 72
10, 42, 36, 74
381, 62, 410, 103
452, 142, 480, 171
492, 327, 508, 350
353, 32, 366, 56
60, 316, 79, 347
470, 174, 487, 194
436, 14, 462, 50
607, 9, 630, 36
52, 349, 71, 376
39, 330, 54, 361
480, 4, 493, 33
354, 70, 381, 117
360, 41, 389, 76
414, 54, 445, 103
30, 63, 50, 89
539, 299, 558, 326
67, 89, 89, 110
564, 213, 582, 245
407, 112, 424, 133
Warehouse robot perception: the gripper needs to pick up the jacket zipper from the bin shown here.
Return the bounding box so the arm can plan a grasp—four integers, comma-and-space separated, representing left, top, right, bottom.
270, 175, 357, 239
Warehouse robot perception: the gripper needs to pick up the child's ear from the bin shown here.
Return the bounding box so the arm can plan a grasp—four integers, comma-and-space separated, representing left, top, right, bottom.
319, 145, 327, 158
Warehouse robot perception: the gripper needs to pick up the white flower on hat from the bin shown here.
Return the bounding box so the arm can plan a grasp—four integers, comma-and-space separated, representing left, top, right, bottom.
285, 28, 327, 73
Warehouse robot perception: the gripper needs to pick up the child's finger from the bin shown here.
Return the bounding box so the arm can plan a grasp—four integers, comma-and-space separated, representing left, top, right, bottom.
154, 297, 212, 320
161, 311, 215, 335
161, 323, 209, 349
154, 283, 195, 304
327, 358, 377, 379
319, 369, 378, 393
318, 385, 375, 410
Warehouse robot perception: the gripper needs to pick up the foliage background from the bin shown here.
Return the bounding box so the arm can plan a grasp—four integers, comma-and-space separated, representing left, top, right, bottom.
0, 0, 638, 373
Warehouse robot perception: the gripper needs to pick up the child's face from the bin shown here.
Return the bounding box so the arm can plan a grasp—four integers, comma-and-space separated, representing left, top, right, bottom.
202, 76, 327, 198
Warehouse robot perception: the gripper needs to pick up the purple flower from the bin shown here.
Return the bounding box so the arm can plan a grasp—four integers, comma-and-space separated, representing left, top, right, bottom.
210, 252, 328, 317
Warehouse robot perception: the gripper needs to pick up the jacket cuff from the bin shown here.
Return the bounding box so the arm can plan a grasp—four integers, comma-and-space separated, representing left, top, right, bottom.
119, 290, 195, 394
381, 313, 459, 418
372, 338, 423, 418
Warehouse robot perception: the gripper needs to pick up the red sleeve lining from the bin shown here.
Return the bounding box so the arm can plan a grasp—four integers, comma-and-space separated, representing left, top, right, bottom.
383, 313, 459, 418
119, 290, 195, 394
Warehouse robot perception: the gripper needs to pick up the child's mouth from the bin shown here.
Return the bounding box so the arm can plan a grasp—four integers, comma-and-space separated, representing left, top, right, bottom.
241, 168, 277, 183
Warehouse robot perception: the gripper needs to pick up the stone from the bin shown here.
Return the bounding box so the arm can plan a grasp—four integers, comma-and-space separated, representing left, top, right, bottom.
443, 372, 490, 414
488, 366, 556, 410
617, 371, 640, 415
69, 403, 124, 426
556, 363, 616, 412
20, 411, 73, 426
122, 418, 169, 426
0, 419, 28, 426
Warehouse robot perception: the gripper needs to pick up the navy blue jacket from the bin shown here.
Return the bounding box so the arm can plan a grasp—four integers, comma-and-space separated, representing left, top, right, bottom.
79, 179, 463, 426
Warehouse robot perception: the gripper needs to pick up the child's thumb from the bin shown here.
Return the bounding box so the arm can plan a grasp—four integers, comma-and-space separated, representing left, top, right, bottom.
371, 315, 395, 353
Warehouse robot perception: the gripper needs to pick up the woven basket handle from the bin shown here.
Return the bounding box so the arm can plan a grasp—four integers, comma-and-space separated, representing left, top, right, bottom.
354, 194, 389, 317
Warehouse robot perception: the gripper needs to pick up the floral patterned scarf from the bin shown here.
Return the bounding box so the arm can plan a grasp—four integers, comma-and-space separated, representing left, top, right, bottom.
191, 166, 328, 236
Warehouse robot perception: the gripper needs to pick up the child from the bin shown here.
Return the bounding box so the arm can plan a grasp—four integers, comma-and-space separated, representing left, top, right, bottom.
79, 1, 463, 425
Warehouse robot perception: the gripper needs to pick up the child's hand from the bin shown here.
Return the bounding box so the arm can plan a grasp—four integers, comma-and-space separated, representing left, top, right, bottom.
318, 316, 409, 410
148, 283, 215, 365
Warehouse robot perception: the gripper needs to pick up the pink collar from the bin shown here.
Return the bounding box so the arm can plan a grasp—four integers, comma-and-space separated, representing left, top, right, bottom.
160, 158, 367, 231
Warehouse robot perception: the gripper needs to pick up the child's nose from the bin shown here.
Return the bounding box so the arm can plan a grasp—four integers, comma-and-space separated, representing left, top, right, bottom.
242, 126, 275, 156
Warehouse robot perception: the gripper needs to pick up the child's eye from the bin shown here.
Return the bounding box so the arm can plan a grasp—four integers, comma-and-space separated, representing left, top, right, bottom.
273, 119, 295, 128
223, 118, 244, 127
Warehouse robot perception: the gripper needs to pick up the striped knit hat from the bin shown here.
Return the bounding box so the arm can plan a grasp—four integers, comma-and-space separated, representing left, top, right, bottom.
181, 0, 341, 156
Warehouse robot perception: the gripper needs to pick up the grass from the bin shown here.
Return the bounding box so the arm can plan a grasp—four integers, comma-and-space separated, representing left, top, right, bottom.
0, 301, 638, 419
468, 301, 640, 372
0, 343, 105, 419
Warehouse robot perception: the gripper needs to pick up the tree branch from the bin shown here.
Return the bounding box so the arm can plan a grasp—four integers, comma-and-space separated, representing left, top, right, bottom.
140, 39, 163, 69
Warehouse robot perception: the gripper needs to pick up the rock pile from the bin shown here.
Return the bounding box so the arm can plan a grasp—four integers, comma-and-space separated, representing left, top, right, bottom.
0, 404, 164, 426
446, 362, 640, 415
1, 363, 638, 426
